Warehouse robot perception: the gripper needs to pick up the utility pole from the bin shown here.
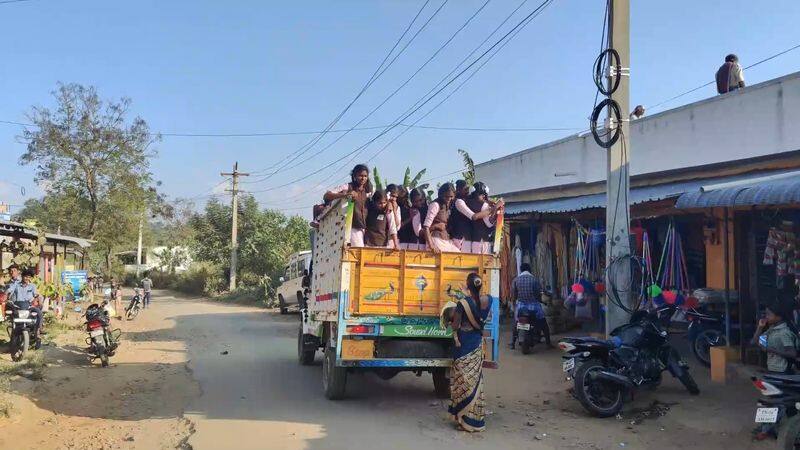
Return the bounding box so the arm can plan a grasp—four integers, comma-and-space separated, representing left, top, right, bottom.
221, 162, 249, 291
605, 0, 632, 333
136, 214, 144, 278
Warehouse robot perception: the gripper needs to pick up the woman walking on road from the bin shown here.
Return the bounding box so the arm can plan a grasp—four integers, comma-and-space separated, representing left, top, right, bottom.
448, 272, 492, 432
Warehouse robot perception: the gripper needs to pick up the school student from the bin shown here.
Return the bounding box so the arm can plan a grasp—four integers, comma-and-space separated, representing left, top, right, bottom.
385, 184, 403, 234
324, 164, 373, 247
449, 180, 473, 252
401, 188, 428, 250
423, 183, 461, 254
461, 182, 503, 254
365, 191, 400, 249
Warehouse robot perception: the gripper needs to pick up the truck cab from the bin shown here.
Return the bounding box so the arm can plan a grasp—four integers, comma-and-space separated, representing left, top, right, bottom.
298, 199, 502, 399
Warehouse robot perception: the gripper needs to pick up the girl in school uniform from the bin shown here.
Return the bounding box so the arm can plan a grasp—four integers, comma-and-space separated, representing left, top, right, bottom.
397, 188, 417, 250
466, 182, 503, 254
403, 188, 428, 250
365, 190, 400, 249
423, 183, 462, 254
385, 184, 403, 237
324, 164, 373, 247
449, 180, 473, 252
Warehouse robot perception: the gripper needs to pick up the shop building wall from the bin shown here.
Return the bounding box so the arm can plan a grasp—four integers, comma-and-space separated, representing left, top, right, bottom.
475, 71, 800, 197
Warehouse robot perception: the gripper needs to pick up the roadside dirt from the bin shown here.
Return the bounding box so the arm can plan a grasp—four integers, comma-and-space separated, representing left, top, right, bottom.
0, 292, 199, 450
0, 290, 767, 450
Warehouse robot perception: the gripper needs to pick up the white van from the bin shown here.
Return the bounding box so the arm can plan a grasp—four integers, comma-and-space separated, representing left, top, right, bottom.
276, 251, 312, 314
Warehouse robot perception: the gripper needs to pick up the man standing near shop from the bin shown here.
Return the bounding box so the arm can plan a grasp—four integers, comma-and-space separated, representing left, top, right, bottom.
509, 263, 552, 349
140, 273, 153, 309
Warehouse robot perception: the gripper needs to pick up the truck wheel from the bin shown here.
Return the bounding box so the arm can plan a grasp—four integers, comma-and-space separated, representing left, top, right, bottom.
278, 295, 288, 315
323, 347, 347, 400
298, 327, 316, 365
432, 369, 450, 399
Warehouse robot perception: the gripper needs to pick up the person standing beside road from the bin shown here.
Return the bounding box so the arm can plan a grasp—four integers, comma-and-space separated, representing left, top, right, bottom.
449, 272, 492, 432
141, 274, 153, 309
716, 54, 745, 94
509, 263, 552, 350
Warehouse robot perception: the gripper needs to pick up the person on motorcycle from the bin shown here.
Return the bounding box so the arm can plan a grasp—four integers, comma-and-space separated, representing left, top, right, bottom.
509, 263, 551, 349
6, 269, 44, 335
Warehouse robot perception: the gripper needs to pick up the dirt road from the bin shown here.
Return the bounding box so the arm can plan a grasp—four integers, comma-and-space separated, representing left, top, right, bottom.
0, 290, 766, 450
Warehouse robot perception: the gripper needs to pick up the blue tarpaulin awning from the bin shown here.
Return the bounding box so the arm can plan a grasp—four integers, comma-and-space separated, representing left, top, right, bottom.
675, 171, 800, 209
504, 170, 800, 215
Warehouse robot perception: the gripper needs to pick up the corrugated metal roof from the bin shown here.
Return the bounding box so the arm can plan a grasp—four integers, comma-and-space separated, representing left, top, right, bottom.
505, 170, 799, 215
0, 219, 94, 248
676, 173, 800, 209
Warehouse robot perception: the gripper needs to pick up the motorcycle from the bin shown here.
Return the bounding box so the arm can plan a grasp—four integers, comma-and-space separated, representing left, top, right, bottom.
84, 302, 121, 367
558, 306, 700, 417
752, 373, 800, 447
5, 299, 42, 362
125, 288, 143, 320
515, 302, 545, 355
685, 307, 726, 367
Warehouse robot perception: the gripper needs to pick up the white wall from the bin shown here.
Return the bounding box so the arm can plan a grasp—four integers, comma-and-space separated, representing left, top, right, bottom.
475, 72, 800, 195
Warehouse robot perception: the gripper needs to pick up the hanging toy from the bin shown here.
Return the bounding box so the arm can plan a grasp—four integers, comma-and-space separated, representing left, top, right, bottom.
684, 296, 700, 309
571, 283, 585, 294
663, 290, 678, 305
652, 294, 666, 306
674, 292, 685, 306
594, 282, 606, 295
647, 284, 662, 298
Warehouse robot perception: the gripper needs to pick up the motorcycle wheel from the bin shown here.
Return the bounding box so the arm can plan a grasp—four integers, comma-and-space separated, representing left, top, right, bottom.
520, 331, 531, 355
127, 306, 140, 320
677, 370, 700, 395
692, 330, 726, 368
94, 338, 109, 367
11, 330, 30, 362
779, 415, 800, 450
573, 359, 624, 418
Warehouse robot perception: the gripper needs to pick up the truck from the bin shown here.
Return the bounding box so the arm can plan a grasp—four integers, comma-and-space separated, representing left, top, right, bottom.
298, 199, 503, 399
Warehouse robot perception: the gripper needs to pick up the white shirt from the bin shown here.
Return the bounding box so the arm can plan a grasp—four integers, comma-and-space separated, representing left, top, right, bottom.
423, 202, 441, 229
454, 199, 494, 228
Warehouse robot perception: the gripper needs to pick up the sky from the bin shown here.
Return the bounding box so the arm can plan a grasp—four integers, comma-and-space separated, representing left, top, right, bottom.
1, 0, 799, 220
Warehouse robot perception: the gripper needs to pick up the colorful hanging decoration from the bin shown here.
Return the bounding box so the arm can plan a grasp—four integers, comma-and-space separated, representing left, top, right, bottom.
656, 221, 691, 293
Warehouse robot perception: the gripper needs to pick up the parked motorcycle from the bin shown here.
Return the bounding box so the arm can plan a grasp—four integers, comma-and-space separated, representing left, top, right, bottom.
559, 306, 699, 417
125, 288, 143, 320
752, 373, 800, 447
515, 302, 544, 355
5, 299, 42, 362
685, 307, 726, 367
84, 302, 121, 367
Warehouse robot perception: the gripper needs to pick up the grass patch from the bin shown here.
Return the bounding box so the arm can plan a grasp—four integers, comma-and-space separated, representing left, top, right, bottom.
216, 287, 268, 307
0, 376, 11, 418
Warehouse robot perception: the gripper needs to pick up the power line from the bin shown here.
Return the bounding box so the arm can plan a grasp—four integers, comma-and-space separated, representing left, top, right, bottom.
0, 0, 37, 4
243, 0, 474, 184
245, 0, 555, 197
647, 42, 800, 111
246, 0, 443, 179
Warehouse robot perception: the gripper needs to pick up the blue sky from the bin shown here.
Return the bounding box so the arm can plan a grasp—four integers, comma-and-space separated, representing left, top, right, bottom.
2, 0, 799, 219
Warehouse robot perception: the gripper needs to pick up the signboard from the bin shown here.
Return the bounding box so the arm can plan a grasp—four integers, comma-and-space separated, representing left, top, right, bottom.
381, 324, 452, 338
61, 270, 88, 299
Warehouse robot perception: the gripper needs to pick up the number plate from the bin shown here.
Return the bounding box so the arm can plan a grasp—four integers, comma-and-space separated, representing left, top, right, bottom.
89, 329, 105, 337
755, 407, 779, 423
562, 358, 576, 373
516, 323, 531, 331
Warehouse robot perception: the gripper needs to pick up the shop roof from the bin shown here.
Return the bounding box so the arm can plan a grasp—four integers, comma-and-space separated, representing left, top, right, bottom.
0, 219, 95, 248
505, 170, 799, 215
675, 170, 800, 209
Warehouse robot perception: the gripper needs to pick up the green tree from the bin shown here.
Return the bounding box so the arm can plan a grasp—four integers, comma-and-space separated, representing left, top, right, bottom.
16, 83, 160, 274
458, 148, 476, 186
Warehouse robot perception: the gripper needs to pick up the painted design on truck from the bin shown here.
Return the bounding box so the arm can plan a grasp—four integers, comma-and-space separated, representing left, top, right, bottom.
363, 283, 395, 301
415, 275, 428, 310
381, 324, 452, 338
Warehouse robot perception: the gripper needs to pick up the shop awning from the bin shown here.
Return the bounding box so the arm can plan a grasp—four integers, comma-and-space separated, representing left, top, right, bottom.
675, 170, 800, 209
504, 170, 800, 215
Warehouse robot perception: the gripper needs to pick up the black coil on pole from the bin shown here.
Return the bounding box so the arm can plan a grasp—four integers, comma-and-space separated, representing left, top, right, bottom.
590, 98, 621, 149
594, 48, 621, 96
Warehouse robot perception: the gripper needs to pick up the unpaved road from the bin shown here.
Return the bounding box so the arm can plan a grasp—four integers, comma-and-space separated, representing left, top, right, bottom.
0, 290, 764, 449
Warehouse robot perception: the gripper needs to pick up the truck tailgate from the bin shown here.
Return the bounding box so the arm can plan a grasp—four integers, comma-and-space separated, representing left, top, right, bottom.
346, 248, 497, 316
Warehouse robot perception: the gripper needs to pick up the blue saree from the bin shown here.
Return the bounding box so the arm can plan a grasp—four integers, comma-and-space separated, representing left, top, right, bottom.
449, 295, 492, 432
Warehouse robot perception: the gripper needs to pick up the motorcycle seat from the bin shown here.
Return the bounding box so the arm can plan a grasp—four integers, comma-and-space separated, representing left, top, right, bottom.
762, 373, 800, 383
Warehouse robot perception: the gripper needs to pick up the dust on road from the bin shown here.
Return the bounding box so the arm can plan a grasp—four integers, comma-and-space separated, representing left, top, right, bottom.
0, 290, 762, 450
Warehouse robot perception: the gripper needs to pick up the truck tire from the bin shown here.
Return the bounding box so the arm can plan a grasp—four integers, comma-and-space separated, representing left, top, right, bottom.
323, 347, 347, 400
278, 294, 288, 315
432, 369, 450, 399
298, 327, 316, 365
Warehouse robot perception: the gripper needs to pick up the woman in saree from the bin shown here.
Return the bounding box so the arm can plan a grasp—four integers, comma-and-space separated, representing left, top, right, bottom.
448, 272, 492, 432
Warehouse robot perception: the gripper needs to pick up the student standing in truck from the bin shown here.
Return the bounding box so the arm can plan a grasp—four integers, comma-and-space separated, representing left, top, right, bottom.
398, 188, 418, 250
364, 191, 400, 249
423, 183, 461, 253
407, 188, 428, 251
324, 164, 373, 247
449, 180, 472, 251
453, 182, 501, 253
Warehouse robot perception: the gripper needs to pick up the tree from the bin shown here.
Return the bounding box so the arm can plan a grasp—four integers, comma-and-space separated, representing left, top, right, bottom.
16, 83, 160, 274
458, 149, 476, 186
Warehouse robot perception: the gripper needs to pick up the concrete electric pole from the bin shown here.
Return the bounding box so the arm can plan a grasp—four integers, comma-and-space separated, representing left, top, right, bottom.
604, 0, 633, 333
221, 162, 249, 291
